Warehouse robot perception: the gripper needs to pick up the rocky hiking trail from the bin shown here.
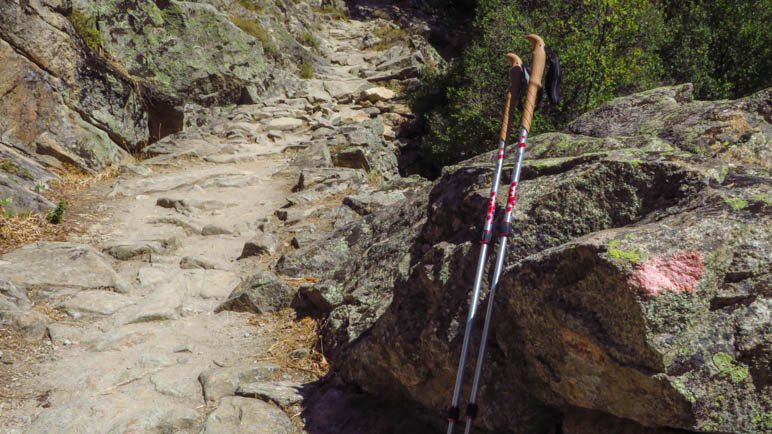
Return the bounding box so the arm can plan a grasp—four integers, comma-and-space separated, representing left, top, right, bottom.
1, 13, 429, 433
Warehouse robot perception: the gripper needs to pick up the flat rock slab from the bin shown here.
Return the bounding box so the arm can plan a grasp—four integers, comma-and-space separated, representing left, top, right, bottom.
63, 290, 134, 318
360, 86, 395, 102
266, 117, 304, 131
137, 266, 241, 300
150, 364, 209, 399
324, 80, 372, 102
203, 396, 294, 434
199, 363, 280, 402
27, 396, 199, 433
236, 381, 306, 406
0, 242, 131, 293
116, 286, 182, 325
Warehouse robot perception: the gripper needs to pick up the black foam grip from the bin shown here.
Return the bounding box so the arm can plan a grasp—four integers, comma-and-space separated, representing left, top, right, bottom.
448, 406, 460, 421
465, 403, 479, 419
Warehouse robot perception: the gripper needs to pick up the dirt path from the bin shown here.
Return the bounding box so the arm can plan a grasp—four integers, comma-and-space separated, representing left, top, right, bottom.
0, 13, 418, 433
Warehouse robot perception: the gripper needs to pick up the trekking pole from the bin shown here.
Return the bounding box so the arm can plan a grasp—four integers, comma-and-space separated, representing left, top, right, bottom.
462, 34, 547, 434
446, 53, 525, 434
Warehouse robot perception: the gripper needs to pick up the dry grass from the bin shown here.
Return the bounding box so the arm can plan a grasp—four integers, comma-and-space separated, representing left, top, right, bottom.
229, 15, 277, 55
370, 24, 409, 51
0, 214, 68, 254
0, 166, 115, 254
248, 309, 329, 378
0, 327, 51, 403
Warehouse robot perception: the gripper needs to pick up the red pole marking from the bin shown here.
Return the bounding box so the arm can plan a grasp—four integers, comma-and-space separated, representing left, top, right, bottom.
485, 193, 497, 222
630, 251, 705, 297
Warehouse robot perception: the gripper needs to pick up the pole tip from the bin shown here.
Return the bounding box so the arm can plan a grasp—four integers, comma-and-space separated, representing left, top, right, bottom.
505, 53, 522, 67
526, 34, 545, 49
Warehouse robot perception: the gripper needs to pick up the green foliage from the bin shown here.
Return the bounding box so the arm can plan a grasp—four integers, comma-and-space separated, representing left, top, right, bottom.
318, 5, 349, 21
724, 197, 749, 210
300, 32, 320, 48
0, 159, 32, 180
413, 0, 666, 172
372, 9, 391, 20
411, 0, 771, 173
46, 200, 67, 225
229, 15, 276, 55
661, 0, 772, 99
237, 0, 266, 13
0, 198, 13, 218
68, 9, 103, 51
300, 62, 314, 79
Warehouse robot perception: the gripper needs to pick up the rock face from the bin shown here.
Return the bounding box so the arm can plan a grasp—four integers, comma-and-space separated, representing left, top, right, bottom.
279, 85, 771, 433
0, 1, 149, 171
69, 0, 268, 105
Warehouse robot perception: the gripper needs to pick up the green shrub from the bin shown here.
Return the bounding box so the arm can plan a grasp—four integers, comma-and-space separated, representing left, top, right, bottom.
372, 9, 391, 20
300, 32, 320, 48
660, 0, 772, 99
410, 0, 771, 173
46, 200, 67, 225
237, 0, 265, 13
68, 9, 103, 51
412, 0, 667, 172
319, 5, 349, 21
229, 15, 276, 55
300, 62, 314, 79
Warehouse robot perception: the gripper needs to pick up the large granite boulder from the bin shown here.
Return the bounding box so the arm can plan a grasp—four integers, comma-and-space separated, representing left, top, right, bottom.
71, 0, 268, 105
279, 85, 771, 433
0, 0, 148, 174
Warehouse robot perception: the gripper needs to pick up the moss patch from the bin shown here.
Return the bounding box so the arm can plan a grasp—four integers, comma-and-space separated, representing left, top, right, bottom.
671, 378, 696, 403
712, 352, 749, 383
724, 197, 749, 210
68, 9, 103, 51
608, 239, 645, 264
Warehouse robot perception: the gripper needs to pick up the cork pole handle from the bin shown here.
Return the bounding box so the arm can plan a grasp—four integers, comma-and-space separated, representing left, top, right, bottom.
499, 53, 524, 142
520, 34, 546, 132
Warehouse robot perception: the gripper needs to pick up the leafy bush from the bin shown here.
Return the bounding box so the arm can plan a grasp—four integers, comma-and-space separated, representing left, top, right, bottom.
660, 0, 772, 99
46, 200, 67, 225
413, 0, 665, 172
411, 0, 771, 173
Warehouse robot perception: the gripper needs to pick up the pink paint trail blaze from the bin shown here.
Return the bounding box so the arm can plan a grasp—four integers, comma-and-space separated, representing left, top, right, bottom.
630, 251, 705, 297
